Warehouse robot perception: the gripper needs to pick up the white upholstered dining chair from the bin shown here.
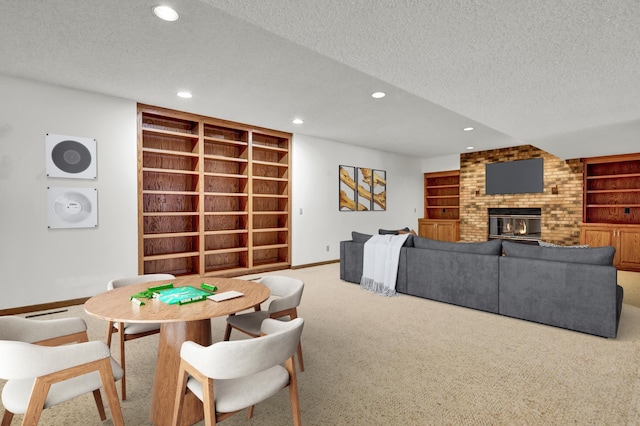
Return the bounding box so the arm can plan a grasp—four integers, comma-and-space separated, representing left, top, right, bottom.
172, 317, 304, 426
224, 275, 305, 371
0, 316, 124, 426
106, 273, 175, 400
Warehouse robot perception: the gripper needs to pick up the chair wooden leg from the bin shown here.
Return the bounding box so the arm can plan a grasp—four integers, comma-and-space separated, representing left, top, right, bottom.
223, 323, 232, 341
201, 377, 216, 426
21, 378, 50, 426
92, 389, 107, 421
247, 405, 254, 419
278, 309, 304, 372
296, 341, 304, 372
1, 410, 14, 426
171, 361, 189, 426
118, 323, 126, 400
285, 357, 302, 426
106, 321, 114, 347
173, 361, 217, 426
96, 358, 124, 426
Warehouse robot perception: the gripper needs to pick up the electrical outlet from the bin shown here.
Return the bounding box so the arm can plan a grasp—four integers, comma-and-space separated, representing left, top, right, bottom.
326, 245, 330, 252
299, 208, 303, 215
624, 207, 630, 214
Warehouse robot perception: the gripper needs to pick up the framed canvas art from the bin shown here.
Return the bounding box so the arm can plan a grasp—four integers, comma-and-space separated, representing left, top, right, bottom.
339, 165, 357, 211
356, 167, 372, 211
372, 169, 386, 211
339, 165, 386, 211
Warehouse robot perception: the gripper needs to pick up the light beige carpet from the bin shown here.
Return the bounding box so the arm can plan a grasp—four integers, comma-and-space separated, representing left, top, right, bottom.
2, 263, 640, 425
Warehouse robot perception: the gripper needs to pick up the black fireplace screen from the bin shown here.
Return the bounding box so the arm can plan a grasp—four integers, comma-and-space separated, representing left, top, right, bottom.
488, 208, 541, 241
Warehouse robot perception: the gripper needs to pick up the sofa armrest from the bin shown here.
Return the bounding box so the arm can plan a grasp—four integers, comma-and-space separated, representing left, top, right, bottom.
340, 240, 364, 283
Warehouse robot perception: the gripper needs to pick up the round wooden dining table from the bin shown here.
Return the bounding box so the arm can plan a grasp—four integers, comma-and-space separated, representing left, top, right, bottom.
84, 276, 270, 426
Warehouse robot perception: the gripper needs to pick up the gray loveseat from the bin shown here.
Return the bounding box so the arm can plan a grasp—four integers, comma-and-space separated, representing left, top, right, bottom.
340, 233, 623, 338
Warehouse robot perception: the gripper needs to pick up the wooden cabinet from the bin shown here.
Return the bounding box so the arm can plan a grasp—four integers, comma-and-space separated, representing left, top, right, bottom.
418, 219, 460, 242
138, 105, 291, 277
420, 170, 460, 241
581, 153, 640, 271
580, 223, 640, 271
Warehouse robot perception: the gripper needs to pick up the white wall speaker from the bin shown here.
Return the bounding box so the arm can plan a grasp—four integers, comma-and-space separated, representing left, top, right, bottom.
47, 187, 98, 229
46, 133, 97, 179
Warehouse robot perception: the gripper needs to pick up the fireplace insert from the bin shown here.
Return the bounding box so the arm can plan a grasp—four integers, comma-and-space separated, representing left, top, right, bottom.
488, 208, 541, 242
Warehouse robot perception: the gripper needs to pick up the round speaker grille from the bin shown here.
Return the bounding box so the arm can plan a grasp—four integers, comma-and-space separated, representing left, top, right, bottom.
53, 192, 92, 223
51, 140, 92, 174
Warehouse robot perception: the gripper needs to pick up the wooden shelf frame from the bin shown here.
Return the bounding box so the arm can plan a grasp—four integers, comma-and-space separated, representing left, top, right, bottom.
583, 153, 640, 225
423, 170, 460, 220
138, 104, 292, 277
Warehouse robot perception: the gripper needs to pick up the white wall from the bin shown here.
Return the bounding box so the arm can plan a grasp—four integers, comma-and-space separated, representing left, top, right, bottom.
0, 75, 138, 309
291, 134, 424, 266
0, 75, 426, 308
421, 154, 460, 173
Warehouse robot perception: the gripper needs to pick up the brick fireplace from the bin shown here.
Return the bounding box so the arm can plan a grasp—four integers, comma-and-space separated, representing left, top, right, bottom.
459, 145, 583, 245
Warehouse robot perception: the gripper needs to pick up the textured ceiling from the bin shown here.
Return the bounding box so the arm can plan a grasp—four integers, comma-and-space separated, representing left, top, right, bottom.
1, 0, 638, 159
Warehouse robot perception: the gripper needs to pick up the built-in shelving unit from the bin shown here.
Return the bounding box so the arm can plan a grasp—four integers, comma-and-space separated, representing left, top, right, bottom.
138, 105, 291, 277
423, 170, 460, 220
583, 154, 640, 224
420, 170, 460, 241
251, 132, 290, 271
580, 153, 640, 271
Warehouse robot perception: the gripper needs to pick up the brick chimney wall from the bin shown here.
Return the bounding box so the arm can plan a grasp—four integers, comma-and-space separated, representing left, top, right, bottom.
459, 145, 583, 245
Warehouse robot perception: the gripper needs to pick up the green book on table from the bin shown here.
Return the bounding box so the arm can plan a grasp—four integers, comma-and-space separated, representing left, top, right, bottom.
154, 286, 210, 305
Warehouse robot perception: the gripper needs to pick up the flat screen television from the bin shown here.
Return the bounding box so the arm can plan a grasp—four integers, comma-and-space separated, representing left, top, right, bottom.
485, 158, 544, 195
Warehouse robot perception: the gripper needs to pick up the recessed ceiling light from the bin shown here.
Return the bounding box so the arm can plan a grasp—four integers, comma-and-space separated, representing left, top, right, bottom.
371, 92, 386, 99
466, 146, 475, 150
292, 118, 304, 124
463, 127, 474, 131
153, 5, 179, 22
176, 91, 192, 98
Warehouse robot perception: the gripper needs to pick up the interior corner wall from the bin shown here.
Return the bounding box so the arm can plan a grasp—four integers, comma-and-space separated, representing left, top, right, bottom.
0, 75, 138, 309
291, 134, 424, 266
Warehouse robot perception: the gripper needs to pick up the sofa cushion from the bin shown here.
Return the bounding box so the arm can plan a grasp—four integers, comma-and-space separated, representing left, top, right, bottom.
413, 237, 502, 255
502, 240, 615, 265
351, 231, 372, 243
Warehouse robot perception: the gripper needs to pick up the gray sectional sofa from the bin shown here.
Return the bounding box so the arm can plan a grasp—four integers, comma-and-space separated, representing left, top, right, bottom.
340, 233, 624, 338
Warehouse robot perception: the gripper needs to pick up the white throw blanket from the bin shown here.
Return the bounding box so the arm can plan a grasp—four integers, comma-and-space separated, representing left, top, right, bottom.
360, 233, 409, 296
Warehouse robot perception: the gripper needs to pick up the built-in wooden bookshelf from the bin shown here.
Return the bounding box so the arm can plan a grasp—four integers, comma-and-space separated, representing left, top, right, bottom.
423, 170, 460, 220
138, 105, 291, 277
251, 131, 290, 270
582, 154, 640, 224
420, 170, 460, 241
580, 153, 640, 271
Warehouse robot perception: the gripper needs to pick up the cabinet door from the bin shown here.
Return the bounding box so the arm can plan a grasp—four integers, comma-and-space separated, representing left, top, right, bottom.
618, 228, 640, 270
418, 222, 438, 239
580, 226, 619, 266
436, 222, 458, 242
580, 226, 615, 247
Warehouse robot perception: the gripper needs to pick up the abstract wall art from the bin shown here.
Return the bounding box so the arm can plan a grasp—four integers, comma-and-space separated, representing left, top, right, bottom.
339, 165, 386, 211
